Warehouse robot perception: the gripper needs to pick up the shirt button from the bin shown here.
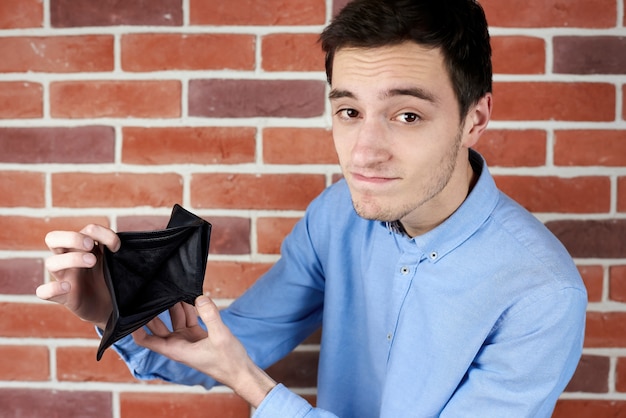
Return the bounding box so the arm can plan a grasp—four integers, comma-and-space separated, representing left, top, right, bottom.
400, 266, 410, 275
387, 333, 393, 341
429, 251, 438, 260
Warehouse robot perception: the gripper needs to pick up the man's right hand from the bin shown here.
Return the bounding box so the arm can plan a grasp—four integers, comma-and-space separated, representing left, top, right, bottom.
36, 224, 121, 330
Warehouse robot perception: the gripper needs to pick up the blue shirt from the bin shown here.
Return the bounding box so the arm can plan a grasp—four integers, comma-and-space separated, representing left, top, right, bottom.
113, 150, 587, 417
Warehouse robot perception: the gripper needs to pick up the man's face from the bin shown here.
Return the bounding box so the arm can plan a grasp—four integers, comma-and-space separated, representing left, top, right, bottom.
329, 42, 481, 236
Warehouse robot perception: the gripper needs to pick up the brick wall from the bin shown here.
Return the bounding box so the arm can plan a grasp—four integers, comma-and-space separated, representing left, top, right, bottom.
0, 0, 624, 416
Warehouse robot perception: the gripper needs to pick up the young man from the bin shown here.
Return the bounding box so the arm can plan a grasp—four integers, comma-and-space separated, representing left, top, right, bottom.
37, 0, 587, 416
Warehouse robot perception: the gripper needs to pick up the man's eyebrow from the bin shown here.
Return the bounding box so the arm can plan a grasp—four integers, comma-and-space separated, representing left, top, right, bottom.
328, 89, 355, 100
328, 87, 437, 103
384, 87, 437, 103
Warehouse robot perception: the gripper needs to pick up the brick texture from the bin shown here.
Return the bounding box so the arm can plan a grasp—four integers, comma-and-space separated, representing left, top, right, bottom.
122, 34, 255, 72
0, 81, 42, 118
0, 36, 114, 73
190, 0, 326, 26
122, 127, 256, 165
0, 389, 112, 418
554, 36, 626, 74
50, 80, 181, 118
0, 0, 43, 29
0, 0, 624, 416
188, 79, 326, 118
0, 126, 115, 163
51, 0, 183, 27
120, 392, 250, 418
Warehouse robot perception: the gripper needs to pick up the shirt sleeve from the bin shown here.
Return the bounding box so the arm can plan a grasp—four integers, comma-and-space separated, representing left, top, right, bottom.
253, 384, 337, 418
440, 286, 587, 417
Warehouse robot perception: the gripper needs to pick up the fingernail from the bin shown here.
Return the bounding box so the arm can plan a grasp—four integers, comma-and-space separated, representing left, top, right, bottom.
83, 237, 93, 250
83, 253, 96, 265
60, 281, 71, 292
196, 296, 209, 306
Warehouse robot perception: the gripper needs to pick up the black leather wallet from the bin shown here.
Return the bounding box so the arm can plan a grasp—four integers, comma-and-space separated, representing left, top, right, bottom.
97, 204, 211, 360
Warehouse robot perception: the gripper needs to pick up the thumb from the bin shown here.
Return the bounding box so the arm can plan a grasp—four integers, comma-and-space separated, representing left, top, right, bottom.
195, 295, 222, 328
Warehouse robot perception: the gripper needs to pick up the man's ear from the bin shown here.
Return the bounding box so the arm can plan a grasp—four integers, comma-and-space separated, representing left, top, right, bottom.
461, 93, 492, 148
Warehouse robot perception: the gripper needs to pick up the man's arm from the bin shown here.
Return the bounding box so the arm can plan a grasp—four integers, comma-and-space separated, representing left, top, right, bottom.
440, 286, 587, 417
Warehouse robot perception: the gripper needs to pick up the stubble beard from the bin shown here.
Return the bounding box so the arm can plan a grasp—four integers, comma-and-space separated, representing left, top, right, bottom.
350, 129, 463, 224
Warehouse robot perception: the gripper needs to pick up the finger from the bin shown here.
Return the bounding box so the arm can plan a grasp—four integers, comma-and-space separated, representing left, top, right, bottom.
45, 251, 97, 279
45, 230, 97, 255
45, 225, 120, 255
170, 302, 187, 331
145, 316, 172, 338
182, 302, 199, 328
35, 281, 71, 302
80, 224, 121, 252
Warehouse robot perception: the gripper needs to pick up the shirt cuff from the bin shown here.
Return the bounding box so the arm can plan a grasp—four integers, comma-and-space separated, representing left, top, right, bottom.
253, 384, 313, 418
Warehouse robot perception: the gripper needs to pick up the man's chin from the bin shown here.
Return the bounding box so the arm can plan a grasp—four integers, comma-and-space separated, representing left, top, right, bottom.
351, 200, 397, 223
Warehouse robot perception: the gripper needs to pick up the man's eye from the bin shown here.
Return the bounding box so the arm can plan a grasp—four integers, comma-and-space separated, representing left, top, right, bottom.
397, 113, 419, 123
337, 108, 360, 119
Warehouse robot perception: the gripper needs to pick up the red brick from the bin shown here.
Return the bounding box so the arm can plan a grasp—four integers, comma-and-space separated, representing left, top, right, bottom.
0, 389, 112, 418
613, 175, 626, 208
122, 34, 255, 71
204, 261, 271, 299
553, 400, 626, 418
263, 128, 338, 164
609, 265, 626, 302
547, 219, 626, 259
122, 127, 256, 165
0, 81, 42, 118
265, 350, 319, 387
190, 0, 325, 25
208, 217, 251, 255
616, 357, 626, 392
0, 171, 45, 207
0, 345, 49, 381
57, 347, 135, 382
117, 215, 169, 232
492, 82, 615, 121
474, 130, 546, 167
0, 302, 95, 338
0, 0, 42, 28
0, 36, 114, 73
262, 33, 325, 72
189, 79, 325, 118
564, 354, 609, 393
51, 172, 183, 208
554, 36, 626, 74
480, 0, 616, 28
120, 392, 249, 418
585, 312, 626, 347
0, 126, 115, 164
491, 36, 545, 74
191, 173, 325, 210
50, 80, 181, 118
0, 258, 44, 294
555, 130, 626, 166
0, 215, 109, 250
494, 175, 610, 213
51, 0, 182, 27
578, 265, 603, 303
257, 217, 300, 254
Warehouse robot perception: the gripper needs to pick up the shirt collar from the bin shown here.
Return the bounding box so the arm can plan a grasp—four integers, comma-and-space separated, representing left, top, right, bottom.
385, 149, 500, 262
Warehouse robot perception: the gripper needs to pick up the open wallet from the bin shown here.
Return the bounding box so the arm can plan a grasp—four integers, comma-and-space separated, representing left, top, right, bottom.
97, 204, 211, 360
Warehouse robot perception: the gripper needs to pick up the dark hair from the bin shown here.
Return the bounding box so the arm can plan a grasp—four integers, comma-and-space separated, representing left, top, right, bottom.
319, 0, 492, 119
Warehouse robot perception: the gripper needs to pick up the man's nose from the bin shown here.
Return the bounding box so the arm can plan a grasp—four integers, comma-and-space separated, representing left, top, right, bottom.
351, 117, 392, 167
